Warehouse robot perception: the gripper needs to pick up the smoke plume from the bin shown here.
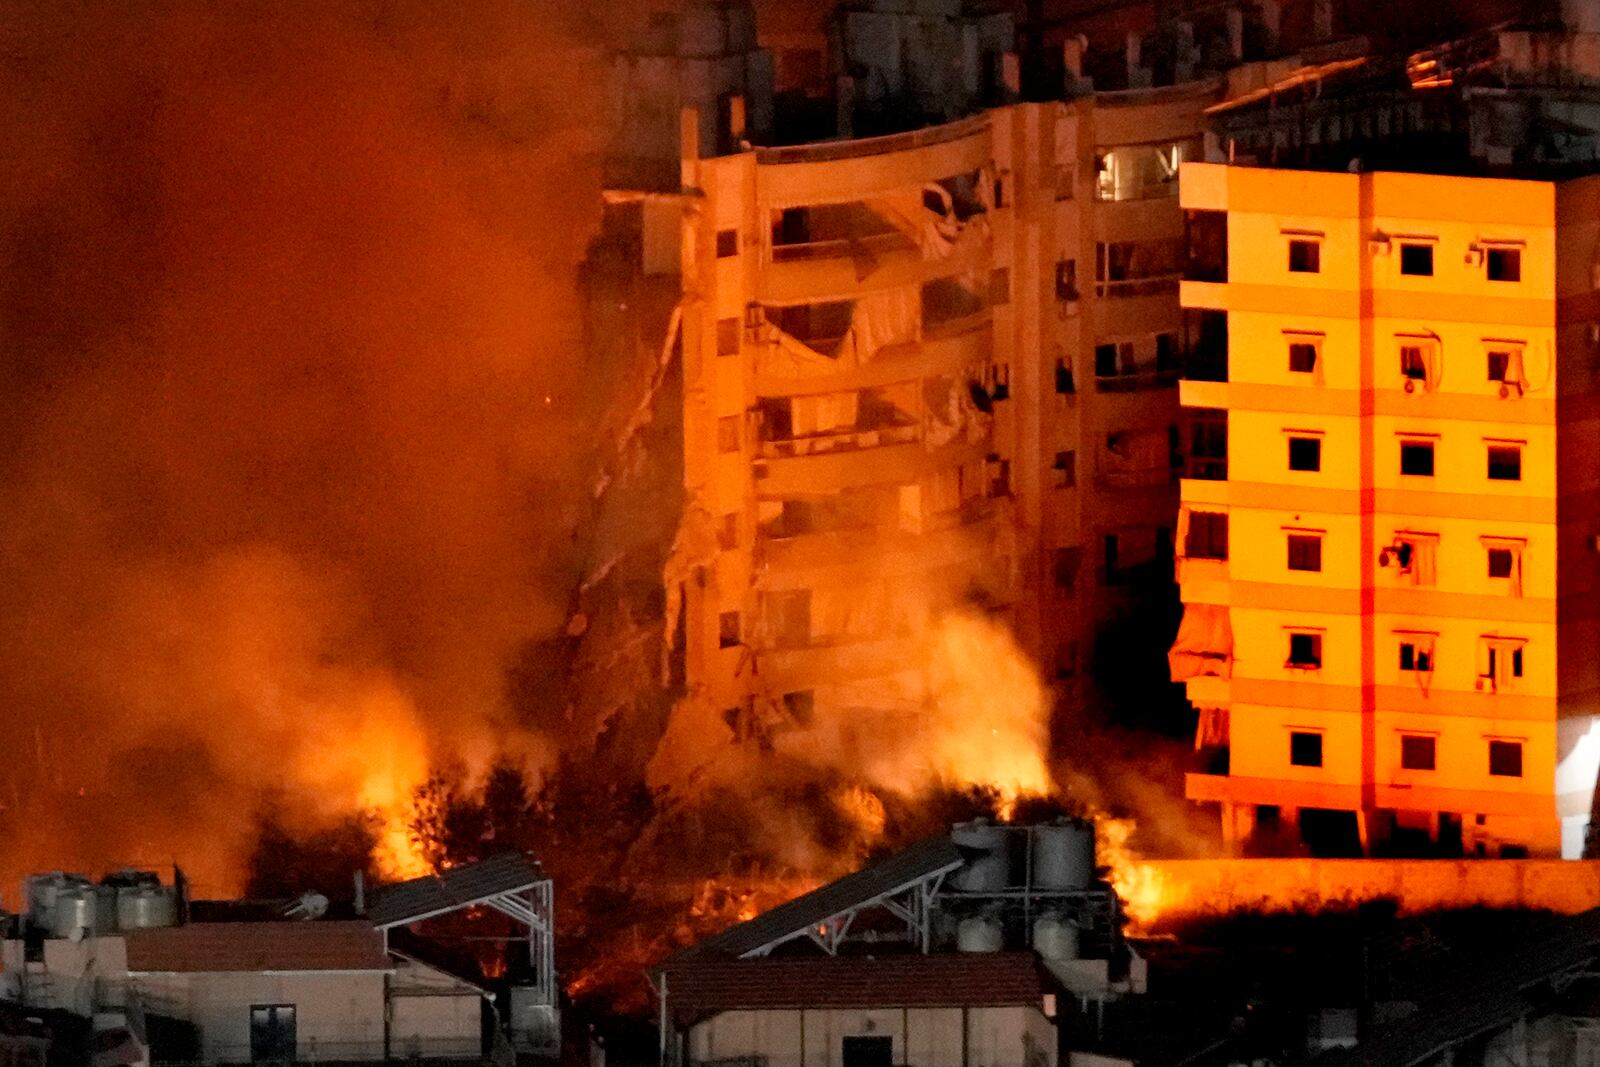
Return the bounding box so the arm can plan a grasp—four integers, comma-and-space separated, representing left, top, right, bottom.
0, 0, 637, 896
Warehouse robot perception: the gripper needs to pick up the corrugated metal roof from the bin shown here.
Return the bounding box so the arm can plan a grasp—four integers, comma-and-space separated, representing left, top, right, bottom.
368, 852, 541, 928
124, 921, 389, 973
660, 952, 1058, 1026
1320, 907, 1600, 1067
682, 836, 965, 960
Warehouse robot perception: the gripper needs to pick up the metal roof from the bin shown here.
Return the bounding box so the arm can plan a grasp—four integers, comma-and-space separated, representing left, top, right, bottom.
680, 836, 965, 961
1319, 907, 1600, 1067
124, 921, 390, 974
367, 852, 543, 929
660, 952, 1058, 1026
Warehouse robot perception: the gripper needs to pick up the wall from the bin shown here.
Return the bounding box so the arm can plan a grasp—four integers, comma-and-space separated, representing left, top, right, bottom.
689, 1005, 1056, 1067
131, 971, 387, 1063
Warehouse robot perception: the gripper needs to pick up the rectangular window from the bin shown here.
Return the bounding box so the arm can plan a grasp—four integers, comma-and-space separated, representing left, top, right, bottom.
1487, 247, 1522, 282
718, 611, 741, 648
1053, 451, 1076, 488
1488, 350, 1511, 381
1156, 332, 1178, 372
250, 1005, 297, 1065
1399, 345, 1428, 381
716, 229, 739, 258
1489, 739, 1524, 778
1056, 260, 1078, 301
717, 317, 741, 356
1399, 242, 1434, 276
1400, 440, 1435, 476
1094, 343, 1119, 378
1488, 547, 1514, 579
843, 1035, 894, 1067
1487, 445, 1522, 481
1287, 533, 1323, 572
1399, 640, 1433, 672
1288, 436, 1322, 472
1290, 731, 1324, 767
1186, 511, 1229, 560
717, 415, 741, 453
1288, 632, 1322, 669
1055, 358, 1075, 394
1288, 239, 1321, 274
1401, 735, 1436, 771
1288, 341, 1319, 374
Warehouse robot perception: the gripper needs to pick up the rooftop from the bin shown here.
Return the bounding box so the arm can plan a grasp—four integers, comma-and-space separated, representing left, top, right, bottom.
123, 920, 390, 974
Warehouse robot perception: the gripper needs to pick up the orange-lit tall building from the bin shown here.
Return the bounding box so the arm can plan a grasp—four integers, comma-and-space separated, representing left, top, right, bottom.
1171, 161, 1600, 858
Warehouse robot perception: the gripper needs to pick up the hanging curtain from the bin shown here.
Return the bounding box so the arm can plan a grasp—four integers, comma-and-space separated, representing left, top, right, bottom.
1168, 603, 1234, 681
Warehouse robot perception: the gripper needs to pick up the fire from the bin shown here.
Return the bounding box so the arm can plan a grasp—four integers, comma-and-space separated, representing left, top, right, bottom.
1095, 815, 1173, 931
922, 613, 1053, 817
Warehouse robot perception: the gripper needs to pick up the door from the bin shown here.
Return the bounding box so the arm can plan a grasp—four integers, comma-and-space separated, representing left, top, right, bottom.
250, 1004, 296, 1065
843, 1035, 893, 1067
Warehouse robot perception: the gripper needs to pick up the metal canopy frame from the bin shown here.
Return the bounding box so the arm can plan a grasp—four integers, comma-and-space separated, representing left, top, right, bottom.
740, 864, 957, 958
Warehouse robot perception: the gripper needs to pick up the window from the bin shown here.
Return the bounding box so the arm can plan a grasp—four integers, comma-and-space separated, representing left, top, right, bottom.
1288, 239, 1321, 274
1487, 445, 1522, 481
1288, 436, 1322, 472
1399, 640, 1433, 672
1053, 451, 1076, 488
1095, 343, 1120, 378
1486, 247, 1521, 282
250, 1005, 297, 1065
1484, 640, 1526, 689
718, 611, 741, 648
1401, 735, 1436, 771
1185, 511, 1229, 560
717, 317, 741, 356
1056, 259, 1079, 301
1488, 350, 1512, 381
1287, 533, 1323, 572
1489, 739, 1524, 778
842, 1035, 894, 1067
1055, 358, 1075, 394
717, 415, 741, 453
1488, 547, 1514, 579
1289, 341, 1319, 374
1156, 332, 1178, 372
1399, 345, 1428, 381
1290, 731, 1324, 767
1400, 440, 1434, 476
1399, 242, 1434, 276
1288, 632, 1323, 668
716, 229, 738, 258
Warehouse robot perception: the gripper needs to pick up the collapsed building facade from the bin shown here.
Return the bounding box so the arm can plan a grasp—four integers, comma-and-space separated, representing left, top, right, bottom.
596, 0, 1273, 792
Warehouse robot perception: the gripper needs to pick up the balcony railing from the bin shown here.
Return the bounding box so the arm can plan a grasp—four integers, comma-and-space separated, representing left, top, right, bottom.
1095, 273, 1181, 299
1094, 368, 1179, 392
1181, 355, 1227, 382
1185, 456, 1227, 481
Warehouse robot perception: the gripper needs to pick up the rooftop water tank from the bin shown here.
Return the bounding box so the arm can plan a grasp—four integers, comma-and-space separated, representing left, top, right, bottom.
115, 884, 178, 931
1031, 819, 1095, 890
956, 915, 1003, 953
950, 819, 1010, 892
1032, 913, 1079, 961
51, 882, 103, 940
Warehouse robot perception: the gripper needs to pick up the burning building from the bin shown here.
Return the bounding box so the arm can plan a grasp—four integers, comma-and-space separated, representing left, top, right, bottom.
654, 818, 1141, 1067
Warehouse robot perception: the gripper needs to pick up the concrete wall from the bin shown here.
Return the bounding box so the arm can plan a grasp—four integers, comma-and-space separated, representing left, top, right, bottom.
1138, 857, 1600, 930
689, 1005, 1057, 1067
132, 972, 387, 1063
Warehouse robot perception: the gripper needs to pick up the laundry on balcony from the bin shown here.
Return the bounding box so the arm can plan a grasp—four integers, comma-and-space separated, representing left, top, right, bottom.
1168, 603, 1234, 681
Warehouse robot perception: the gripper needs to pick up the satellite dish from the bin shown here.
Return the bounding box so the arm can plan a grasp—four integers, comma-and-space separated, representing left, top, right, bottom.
284, 892, 329, 921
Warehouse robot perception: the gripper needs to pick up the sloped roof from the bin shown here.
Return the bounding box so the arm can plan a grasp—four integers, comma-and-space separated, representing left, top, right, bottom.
681, 836, 965, 960
368, 852, 542, 929
1320, 907, 1600, 1067
661, 952, 1058, 1026
124, 921, 389, 974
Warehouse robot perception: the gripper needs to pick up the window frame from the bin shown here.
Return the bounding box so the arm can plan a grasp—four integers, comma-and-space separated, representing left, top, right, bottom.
1488, 738, 1524, 778
1286, 531, 1324, 573
1487, 442, 1523, 482
1400, 733, 1437, 771
1398, 241, 1435, 277
1287, 630, 1324, 669
1399, 438, 1436, 477
1289, 730, 1324, 767
1287, 237, 1322, 274
1287, 434, 1323, 472
1485, 245, 1522, 283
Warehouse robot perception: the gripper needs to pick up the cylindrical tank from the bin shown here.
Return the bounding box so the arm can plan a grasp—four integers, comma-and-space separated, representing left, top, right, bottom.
950, 820, 1010, 892
27, 873, 92, 935
956, 915, 1004, 953
1032, 914, 1080, 961
1031, 820, 1095, 890
116, 884, 178, 931
51, 883, 100, 939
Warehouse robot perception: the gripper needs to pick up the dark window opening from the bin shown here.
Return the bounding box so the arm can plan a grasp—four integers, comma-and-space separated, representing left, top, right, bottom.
1288, 436, 1322, 472
1399, 641, 1432, 672
1399, 243, 1434, 276
1288, 239, 1321, 274
1184, 209, 1228, 283
1288, 632, 1323, 669
1401, 734, 1436, 770
1487, 247, 1521, 282
1400, 345, 1428, 380
1256, 804, 1282, 831
1290, 731, 1324, 767
1489, 739, 1523, 778
716, 229, 739, 258
718, 612, 741, 648
250, 1005, 296, 1066
1095, 342, 1123, 378
1055, 358, 1075, 394
1400, 441, 1434, 476
1053, 451, 1076, 488
1488, 548, 1514, 579
843, 1036, 894, 1067
1287, 533, 1323, 572
1187, 409, 1228, 480
1488, 351, 1511, 381
1488, 445, 1522, 481
1289, 342, 1318, 373
1186, 511, 1228, 561
1156, 332, 1178, 372
1056, 259, 1078, 301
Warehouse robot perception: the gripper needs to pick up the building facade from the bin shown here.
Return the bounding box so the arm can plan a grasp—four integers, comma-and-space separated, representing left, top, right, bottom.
1171, 161, 1600, 858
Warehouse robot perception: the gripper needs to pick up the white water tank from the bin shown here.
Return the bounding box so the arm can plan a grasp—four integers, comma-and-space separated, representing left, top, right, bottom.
115, 884, 178, 930
950, 820, 1010, 891
1031, 820, 1095, 889
1032, 914, 1079, 961
956, 915, 1004, 953
51, 883, 102, 939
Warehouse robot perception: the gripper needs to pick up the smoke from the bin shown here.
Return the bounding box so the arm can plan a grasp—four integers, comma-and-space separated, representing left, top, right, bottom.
0, 0, 641, 896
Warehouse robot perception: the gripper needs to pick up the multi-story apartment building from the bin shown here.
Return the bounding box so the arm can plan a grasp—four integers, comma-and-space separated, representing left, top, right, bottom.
1170, 161, 1600, 858
594, 0, 1258, 788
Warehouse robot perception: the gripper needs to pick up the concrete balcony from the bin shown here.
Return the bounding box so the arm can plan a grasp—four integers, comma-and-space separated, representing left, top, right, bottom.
1179, 279, 1228, 310
755, 438, 989, 497
753, 312, 992, 398
758, 422, 921, 460
1176, 555, 1229, 599
754, 113, 992, 204
756, 222, 991, 304
758, 503, 1007, 589
1179, 378, 1229, 409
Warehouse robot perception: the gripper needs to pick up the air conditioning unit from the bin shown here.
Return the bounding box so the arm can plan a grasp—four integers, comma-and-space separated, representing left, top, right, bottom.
1368, 235, 1392, 255
1465, 243, 1485, 265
